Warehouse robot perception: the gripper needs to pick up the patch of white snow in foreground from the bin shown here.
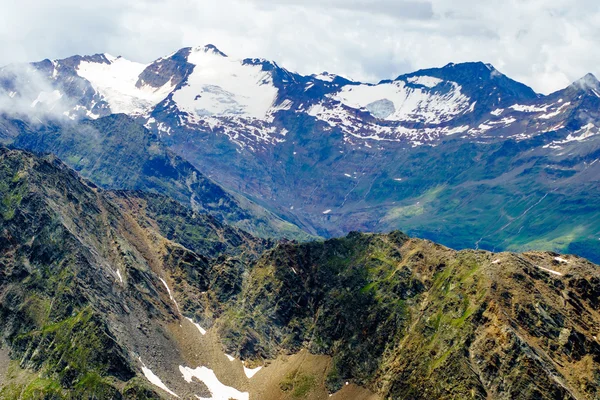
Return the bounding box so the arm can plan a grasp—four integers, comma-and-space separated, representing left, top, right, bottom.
115, 269, 123, 283
554, 257, 569, 263
491, 259, 501, 264
537, 265, 563, 276
225, 354, 235, 362
243, 365, 263, 379
140, 359, 179, 397
179, 365, 249, 400
160, 277, 181, 313
186, 317, 207, 335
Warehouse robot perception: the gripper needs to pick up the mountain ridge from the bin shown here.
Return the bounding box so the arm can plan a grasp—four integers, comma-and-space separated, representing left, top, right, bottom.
1, 45, 599, 263
1, 146, 600, 399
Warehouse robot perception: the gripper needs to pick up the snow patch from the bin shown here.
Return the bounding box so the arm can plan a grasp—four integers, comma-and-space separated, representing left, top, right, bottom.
470, 123, 493, 134
554, 257, 569, 263
314, 72, 336, 82
77, 56, 174, 115
179, 365, 249, 400
565, 123, 597, 142
186, 317, 207, 335
323, 209, 332, 214
406, 75, 443, 88
548, 123, 599, 146
172, 47, 278, 120
243, 365, 263, 379
536, 265, 563, 276
140, 359, 179, 397
500, 117, 516, 125
538, 102, 571, 120
225, 354, 235, 362
331, 80, 470, 124
160, 278, 181, 313
509, 104, 549, 113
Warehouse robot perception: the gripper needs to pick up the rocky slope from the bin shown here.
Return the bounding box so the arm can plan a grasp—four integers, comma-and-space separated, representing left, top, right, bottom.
0, 147, 274, 399
1, 147, 599, 399
0, 45, 598, 261
223, 232, 600, 399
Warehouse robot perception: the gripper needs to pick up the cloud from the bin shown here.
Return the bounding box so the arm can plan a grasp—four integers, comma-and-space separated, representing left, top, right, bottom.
0, 64, 79, 122
0, 0, 599, 93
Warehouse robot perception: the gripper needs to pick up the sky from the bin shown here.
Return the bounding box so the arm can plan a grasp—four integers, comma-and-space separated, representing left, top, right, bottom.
0, 0, 599, 94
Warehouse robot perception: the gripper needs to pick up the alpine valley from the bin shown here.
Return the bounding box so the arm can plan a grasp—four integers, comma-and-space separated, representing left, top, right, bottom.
0, 45, 599, 399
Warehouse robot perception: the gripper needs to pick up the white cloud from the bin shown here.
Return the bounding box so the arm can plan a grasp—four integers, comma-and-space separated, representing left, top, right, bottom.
0, 64, 79, 121
0, 0, 599, 93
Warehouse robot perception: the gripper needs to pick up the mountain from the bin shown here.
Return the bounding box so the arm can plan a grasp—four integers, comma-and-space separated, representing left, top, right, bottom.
0, 45, 599, 262
225, 232, 600, 399
10, 113, 312, 241
1, 147, 600, 399
0, 147, 270, 398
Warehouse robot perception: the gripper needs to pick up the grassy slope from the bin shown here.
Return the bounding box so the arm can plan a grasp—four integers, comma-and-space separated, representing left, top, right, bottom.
171, 113, 600, 263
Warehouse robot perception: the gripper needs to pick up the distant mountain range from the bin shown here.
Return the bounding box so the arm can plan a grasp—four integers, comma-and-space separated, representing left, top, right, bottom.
0, 44, 598, 262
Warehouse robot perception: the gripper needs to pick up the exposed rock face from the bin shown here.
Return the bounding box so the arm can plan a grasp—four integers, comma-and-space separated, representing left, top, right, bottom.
220, 233, 600, 399
135, 48, 194, 90
0, 147, 599, 399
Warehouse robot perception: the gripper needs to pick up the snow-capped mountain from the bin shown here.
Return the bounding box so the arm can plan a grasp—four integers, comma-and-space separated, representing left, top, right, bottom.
5, 44, 599, 151
1, 45, 599, 262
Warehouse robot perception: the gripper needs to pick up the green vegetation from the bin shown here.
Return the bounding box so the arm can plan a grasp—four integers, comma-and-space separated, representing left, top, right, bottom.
221, 231, 417, 387
279, 370, 317, 398
0, 161, 26, 220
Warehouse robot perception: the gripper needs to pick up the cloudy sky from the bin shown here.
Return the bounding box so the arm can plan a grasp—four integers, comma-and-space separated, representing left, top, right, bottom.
0, 0, 598, 93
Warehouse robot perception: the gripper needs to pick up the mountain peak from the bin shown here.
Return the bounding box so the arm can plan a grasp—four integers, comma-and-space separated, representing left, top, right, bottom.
194, 44, 228, 57
102, 53, 122, 63
439, 61, 500, 75
570, 72, 600, 92
400, 61, 516, 89
312, 71, 344, 83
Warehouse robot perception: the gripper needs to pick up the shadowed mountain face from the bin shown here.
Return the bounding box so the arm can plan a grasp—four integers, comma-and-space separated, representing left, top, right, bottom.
10, 113, 313, 242
1, 147, 599, 399
0, 46, 598, 262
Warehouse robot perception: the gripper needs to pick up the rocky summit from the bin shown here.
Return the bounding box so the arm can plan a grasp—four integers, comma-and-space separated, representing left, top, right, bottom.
0, 147, 599, 399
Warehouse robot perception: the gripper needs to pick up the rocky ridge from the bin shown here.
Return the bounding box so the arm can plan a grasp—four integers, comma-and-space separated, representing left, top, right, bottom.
0, 147, 599, 399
